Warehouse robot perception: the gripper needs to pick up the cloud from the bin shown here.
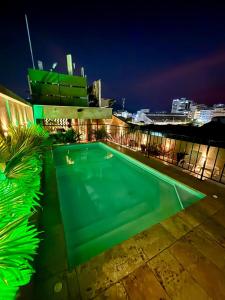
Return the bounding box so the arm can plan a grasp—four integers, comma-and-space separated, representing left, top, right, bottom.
135, 50, 225, 90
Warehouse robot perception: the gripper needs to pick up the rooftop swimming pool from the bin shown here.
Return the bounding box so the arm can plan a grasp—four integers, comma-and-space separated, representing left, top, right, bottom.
53, 142, 205, 267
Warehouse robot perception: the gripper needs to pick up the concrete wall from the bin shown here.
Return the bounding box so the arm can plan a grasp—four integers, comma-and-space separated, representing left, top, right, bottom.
33, 105, 112, 121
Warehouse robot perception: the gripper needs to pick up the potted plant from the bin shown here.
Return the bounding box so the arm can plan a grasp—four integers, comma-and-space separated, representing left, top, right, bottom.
93, 127, 111, 141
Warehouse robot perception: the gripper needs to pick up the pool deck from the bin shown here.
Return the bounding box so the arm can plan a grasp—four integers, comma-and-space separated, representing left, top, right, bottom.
28, 142, 225, 300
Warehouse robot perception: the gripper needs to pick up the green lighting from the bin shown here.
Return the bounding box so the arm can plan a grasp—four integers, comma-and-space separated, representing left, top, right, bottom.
5, 100, 12, 122
0, 123, 49, 299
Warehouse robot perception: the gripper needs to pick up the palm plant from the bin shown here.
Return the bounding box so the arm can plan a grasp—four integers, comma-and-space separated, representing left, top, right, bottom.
64, 128, 81, 143
93, 127, 111, 141
0, 124, 48, 177
0, 215, 39, 299
51, 128, 81, 144
0, 123, 49, 299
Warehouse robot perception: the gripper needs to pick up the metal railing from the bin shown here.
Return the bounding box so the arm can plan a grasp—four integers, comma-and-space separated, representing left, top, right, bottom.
44, 123, 225, 185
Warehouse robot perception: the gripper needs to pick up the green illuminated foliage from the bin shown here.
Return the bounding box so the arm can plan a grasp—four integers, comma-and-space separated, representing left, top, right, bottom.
51, 128, 82, 144
64, 128, 82, 143
0, 123, 49, 299
0, 215, 39, 286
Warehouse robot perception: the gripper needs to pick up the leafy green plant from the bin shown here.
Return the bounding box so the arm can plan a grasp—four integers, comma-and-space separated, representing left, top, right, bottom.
0, 123, 48, 299
51, 129, 81, 144
0, 215, 39, 299
50, 131, 64, 144
64, 129, 81, 143
93, 127, 111, 141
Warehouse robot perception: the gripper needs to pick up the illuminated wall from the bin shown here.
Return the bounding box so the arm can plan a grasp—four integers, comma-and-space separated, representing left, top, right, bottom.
33, 104, 112, 121
0, 92, 33, 132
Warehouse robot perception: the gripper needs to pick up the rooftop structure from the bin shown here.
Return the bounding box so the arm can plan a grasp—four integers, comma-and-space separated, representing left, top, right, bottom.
28, 68, 88, 106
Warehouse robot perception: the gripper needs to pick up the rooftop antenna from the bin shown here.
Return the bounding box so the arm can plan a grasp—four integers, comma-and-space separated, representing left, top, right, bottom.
25, 14, 35, 69
122, 98, 125, 111
66, 54, 73, 75
98, 79, 101, 107
37, 60, 43, 70
81, 67, 85, 77
51, 62, 58, 71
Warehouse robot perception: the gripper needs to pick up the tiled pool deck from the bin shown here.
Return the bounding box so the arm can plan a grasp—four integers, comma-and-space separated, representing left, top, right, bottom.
26, 142, 225, 300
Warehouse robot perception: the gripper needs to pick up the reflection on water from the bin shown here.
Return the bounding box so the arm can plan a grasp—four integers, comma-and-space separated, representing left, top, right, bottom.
104, 152, 113, 160
66, 150, 75, 165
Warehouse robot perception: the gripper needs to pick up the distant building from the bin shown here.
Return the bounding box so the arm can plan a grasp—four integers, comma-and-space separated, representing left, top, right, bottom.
114, 110, 132, 119
154, 110, 168, 114
145, 113, 189, 125
189, 104, 208, 120
191, 103, 225, 125
138, 108, 150, 114
196, 109, 213, 124
132, 107, 191, 125
213, 103, 225, 109
171, 98, 194, 114
133, 109, 151, 124
212, 106, 225, 119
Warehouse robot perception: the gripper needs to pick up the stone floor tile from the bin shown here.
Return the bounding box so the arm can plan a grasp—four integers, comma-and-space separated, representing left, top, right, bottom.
132, 223, 175, 259
177, 203, 208, 227
76, 238, 146, 300
160, 214, 193, 239
123, 264, 170, 300
212, 207, 225, 228
194, 197, 223, 216
148, 249, 210, 300
184, 228, 225, 271
198, 218, 225, 247
94, 282, 128, 300
170, 238, 225, 299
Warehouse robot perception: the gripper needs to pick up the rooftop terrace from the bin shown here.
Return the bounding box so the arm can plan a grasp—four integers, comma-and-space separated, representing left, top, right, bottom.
24, 142, 225, 300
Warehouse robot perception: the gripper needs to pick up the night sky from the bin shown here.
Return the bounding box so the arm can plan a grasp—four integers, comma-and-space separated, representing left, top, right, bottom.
1, 1, 225, 112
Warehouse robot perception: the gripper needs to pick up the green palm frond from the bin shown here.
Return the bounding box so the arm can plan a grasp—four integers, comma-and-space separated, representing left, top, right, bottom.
0, 215, 40, 287
0, 123, 48, 299
8, 124, 49, 155
0, 176, 40, 226
0, 135, 10, 163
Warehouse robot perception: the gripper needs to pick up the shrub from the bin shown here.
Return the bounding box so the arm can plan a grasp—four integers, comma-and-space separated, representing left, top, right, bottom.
51, 129, 81, 144
93, 127, 110, 141
64, 129, 81, 143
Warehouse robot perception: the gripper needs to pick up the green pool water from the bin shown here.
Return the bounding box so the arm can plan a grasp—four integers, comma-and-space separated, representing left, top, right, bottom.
53, 142, 205, 267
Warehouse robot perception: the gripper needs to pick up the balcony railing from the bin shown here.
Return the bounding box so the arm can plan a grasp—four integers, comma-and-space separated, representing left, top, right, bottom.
44, 123, 225, 185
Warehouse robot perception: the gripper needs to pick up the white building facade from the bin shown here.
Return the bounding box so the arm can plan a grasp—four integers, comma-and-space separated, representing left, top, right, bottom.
171, 98, 194, 114
191, 104, 225, 125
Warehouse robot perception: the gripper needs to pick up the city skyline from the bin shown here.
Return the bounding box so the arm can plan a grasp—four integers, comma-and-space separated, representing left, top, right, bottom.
1, 1, 225, 111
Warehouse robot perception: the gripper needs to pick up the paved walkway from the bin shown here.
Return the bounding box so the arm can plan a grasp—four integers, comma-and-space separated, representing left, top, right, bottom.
27, 143, 225, 300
